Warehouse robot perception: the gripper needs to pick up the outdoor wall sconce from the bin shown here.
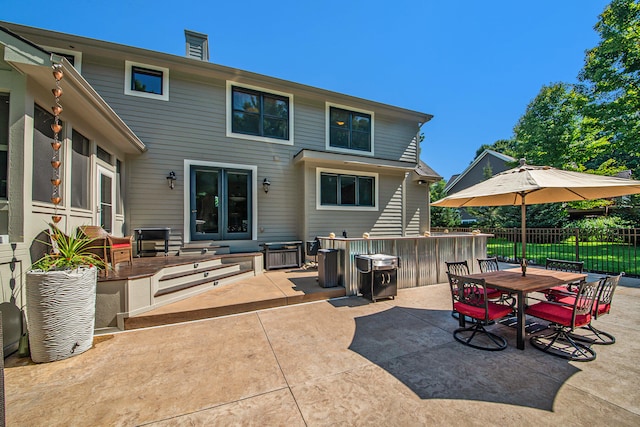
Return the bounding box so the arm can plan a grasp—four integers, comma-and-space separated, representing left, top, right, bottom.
263, 178, 271, 193
167, 171, 177, 189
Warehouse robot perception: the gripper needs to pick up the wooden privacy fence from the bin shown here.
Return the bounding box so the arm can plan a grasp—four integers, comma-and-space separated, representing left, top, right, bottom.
432, 227, 639, 277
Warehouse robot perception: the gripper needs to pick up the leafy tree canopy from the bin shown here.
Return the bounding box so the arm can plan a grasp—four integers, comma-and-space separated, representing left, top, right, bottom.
429, 180, 462, 227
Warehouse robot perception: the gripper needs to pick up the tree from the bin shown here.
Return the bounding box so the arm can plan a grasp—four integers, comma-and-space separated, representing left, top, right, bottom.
579, 0, 640, 177
510, 83, 608, 170
501, 203, 569, 229
429, 180, 461, 227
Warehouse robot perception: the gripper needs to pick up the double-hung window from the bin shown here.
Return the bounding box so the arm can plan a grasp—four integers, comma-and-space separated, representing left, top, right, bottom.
319, 170, 376, 209
328, 105, 372, 153
231, 85, 290, 141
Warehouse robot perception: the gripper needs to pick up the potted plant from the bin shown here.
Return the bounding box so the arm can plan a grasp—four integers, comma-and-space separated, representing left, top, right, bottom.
25, 224, 105, 363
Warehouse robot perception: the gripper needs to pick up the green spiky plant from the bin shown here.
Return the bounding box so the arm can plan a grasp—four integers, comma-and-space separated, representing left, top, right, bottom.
31, 224, 105, 272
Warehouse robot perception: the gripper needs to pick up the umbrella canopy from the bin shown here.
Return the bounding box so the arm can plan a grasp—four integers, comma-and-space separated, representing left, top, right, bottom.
432, 160, 640, 275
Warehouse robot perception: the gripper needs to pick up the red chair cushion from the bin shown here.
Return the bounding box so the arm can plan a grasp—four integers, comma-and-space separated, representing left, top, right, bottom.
454, 301, 513, 321
595, 302, 611, 316
544, 285, 576, 301
555, 295, 610, 317
111, 243, 131, 249
525, 301, 591, 327
486, 288, 502, 300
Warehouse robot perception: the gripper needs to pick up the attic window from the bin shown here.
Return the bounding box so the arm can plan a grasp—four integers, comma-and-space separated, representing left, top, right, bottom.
124, 61, 169, 101
131, 66, 162, 95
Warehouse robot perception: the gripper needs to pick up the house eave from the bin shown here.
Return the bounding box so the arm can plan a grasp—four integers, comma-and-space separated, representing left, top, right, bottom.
444, 149, 515, 193
293, 149, 416, 173
1, 25, 146, 154
0, 21, 433, 124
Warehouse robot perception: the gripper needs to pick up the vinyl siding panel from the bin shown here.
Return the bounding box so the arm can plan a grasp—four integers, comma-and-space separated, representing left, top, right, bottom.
374, 115, 418, 162
303, 166, 407, 241
405, 181, 429, 236
77, 50, 427, 248
82, 59, 301, 244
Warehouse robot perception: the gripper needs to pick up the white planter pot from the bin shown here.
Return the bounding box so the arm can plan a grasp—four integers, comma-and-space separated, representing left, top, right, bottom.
26, 267, 97, 363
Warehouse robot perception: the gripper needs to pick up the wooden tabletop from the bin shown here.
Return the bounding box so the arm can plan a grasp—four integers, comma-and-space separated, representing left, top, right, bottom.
468, 267, 587, 293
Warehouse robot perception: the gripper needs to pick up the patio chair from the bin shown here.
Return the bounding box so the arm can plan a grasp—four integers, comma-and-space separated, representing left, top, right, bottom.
79, 225, 133, 269
447, 273, 514, 351
477, 257, 516, 306
477, 257, 500, 273
445, 260, 471, 276
305, 237, 321, 269
525, 280, 599, 361
544, 258, 585, 299
556, 273, 623, 345
446, 260, 503, 321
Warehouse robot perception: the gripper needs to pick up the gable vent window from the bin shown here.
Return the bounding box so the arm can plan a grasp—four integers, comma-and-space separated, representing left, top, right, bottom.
185, 30, 209, 61
125, 61, 169, 101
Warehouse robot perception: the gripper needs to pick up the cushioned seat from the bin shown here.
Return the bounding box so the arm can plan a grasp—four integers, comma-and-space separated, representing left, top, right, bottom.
447, 273, 513, 351
525, 280, 599, 361
477, 257, 515, 306
544, 258, 585, 300
79, 225, 133, 271
554, 273, 622, 345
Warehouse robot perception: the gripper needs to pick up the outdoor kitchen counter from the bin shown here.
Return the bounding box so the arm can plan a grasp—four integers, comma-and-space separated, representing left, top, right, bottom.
318, 233, 492, 296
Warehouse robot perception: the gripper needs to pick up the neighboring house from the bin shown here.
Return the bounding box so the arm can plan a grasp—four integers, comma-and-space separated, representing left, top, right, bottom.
0, 22, 440, 272
444, 149, 515, 224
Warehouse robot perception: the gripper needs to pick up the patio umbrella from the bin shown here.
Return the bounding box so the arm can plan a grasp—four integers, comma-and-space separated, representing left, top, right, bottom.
432, 159, 640, 275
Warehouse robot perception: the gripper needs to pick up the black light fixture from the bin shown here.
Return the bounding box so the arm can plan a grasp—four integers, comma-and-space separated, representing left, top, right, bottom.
263, 178, 271, 193
167, 171, 177, 189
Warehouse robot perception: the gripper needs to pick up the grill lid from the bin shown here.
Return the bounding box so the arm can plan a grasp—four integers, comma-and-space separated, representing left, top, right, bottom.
355, 254, 399, 271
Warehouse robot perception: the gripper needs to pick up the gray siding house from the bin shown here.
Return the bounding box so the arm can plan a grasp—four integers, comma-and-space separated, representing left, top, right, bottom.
0, 21, 439, 272
444, 149, 515, 224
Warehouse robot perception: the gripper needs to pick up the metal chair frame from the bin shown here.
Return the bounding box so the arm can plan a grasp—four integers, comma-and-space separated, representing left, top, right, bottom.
304, 238, 321, 269
447, 273, 513, 351
477, 257, 516, 306
544, 258, 585, 296
526, 280, 599, 361
570, 273, 623, 345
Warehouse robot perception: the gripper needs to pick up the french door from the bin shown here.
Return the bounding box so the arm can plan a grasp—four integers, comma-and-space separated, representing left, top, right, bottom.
190, 166, 252, 240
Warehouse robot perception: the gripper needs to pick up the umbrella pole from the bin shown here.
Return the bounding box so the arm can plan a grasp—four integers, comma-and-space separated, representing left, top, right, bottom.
521, 195, 527, 276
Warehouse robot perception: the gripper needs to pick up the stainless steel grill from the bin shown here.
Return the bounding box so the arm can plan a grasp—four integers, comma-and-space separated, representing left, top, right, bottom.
355, 254, 399, 302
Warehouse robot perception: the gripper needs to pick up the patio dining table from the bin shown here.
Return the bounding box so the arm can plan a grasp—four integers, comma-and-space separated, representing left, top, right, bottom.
468, 267, 587, 350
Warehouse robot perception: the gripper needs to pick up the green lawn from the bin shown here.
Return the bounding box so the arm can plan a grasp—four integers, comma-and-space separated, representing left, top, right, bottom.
488, 237, 638, 276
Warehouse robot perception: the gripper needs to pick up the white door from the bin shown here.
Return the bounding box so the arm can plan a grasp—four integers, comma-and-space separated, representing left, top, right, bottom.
97, 166, 116, 233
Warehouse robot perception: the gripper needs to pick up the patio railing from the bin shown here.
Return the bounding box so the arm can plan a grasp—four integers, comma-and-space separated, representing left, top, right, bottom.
432, 227, 639, 277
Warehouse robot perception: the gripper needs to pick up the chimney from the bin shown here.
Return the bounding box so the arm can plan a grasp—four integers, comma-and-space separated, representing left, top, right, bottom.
184, 30, 209, 61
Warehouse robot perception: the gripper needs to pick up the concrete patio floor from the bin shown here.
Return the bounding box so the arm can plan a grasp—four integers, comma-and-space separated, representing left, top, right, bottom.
4, 271, 640, 426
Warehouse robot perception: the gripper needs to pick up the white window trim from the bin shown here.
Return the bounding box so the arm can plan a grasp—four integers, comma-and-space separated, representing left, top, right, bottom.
226, 81, 294, 146
125, 60, 169, 101
316, 167, 379, 211
45, 46, 82, 73
183, 159, 258, 243
325, 102, 375, 156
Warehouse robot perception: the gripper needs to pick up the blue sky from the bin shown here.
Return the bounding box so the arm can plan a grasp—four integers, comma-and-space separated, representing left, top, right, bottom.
3, 0, 610, 181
